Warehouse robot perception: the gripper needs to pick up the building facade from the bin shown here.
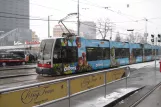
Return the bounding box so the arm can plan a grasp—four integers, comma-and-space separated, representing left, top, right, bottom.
0, 28, 32, 46
80, 21, 96, 39
32, 31, 39, 42
0, 0, 29, 33
0, 0, 31, 46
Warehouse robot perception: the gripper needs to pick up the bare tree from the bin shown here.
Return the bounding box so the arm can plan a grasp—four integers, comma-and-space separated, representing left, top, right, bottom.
139, 36, 146, 44
134, 32, 143, 43
125, 32, 146, 43
128, 32, 135, 43
125, 36, 130, 42
97, 18, 111, 40
115, 31, 121, 42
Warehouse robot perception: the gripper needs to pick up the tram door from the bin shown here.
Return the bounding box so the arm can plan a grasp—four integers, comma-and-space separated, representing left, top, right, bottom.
61, 46, 78, 74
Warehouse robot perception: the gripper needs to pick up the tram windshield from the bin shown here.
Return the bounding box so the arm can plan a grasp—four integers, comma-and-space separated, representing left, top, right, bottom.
38, 39, 54, 60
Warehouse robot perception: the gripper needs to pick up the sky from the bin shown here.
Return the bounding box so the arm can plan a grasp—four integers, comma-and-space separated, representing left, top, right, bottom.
30, 0, 161, 42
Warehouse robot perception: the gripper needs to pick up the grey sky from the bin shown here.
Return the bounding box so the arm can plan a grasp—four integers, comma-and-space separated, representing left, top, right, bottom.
30, 0, 161, 42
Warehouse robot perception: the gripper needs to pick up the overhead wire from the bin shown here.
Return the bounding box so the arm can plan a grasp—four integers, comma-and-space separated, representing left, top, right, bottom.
1, 0, 160, 34
70, 0, 142, 22
0, 11, 43, 19
0, 15, 76, 22
4, 0, 149, 25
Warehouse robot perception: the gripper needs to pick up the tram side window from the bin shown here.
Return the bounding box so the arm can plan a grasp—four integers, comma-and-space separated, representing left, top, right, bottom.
115, 48, 129, 59
156, 50, 159, 55
145, 49, 152, 56
103, 48, 110, 59
152, 49, 158, 55
152, 49, 155, 55
86, 47, 104, 61
124, 48, 130, 58
133, 49, 142, 57
62, 47, 78, 63
97, 48, 104, 60
86, 47, 97, 61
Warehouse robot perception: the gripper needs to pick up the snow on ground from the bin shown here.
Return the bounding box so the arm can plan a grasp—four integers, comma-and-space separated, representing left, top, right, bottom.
129, 61, 160, 69
75, 87, 138, 107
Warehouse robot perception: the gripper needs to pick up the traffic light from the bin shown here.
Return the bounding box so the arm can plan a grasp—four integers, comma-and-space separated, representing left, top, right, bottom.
158, 34, 161, 42
151, 34, 154, 43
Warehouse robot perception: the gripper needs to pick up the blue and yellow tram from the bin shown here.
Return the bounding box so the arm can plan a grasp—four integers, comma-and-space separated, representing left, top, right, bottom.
36, 36, 161, 76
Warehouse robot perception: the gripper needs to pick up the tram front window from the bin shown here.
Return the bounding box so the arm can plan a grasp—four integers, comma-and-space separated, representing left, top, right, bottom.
39, 39, 54, 60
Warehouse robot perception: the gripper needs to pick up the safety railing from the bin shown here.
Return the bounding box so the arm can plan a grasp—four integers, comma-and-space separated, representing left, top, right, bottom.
0, 66, 131, 107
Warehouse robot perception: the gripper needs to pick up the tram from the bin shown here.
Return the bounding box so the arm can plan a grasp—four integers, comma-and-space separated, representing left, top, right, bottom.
36, 34, 161, 76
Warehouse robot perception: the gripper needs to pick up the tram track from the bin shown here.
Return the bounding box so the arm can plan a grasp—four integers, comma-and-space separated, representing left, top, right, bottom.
0, 65, 36, 71
0, 73, 75, 90
0, 73, 37, 79
0, 61, 158, 90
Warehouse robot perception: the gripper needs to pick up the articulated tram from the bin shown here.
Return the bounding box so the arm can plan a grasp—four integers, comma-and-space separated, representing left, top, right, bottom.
36, 35, 161, 76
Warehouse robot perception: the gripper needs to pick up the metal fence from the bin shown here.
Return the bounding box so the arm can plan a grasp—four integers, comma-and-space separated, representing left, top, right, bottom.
0, 66, 131, 107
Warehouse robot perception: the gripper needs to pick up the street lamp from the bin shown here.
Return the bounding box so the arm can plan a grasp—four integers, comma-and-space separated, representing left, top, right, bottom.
48, 15, 53, 38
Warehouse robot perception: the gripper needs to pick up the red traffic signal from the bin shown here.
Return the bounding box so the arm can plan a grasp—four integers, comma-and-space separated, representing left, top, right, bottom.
151, 34, 154, 38
158, 34, 161, 38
